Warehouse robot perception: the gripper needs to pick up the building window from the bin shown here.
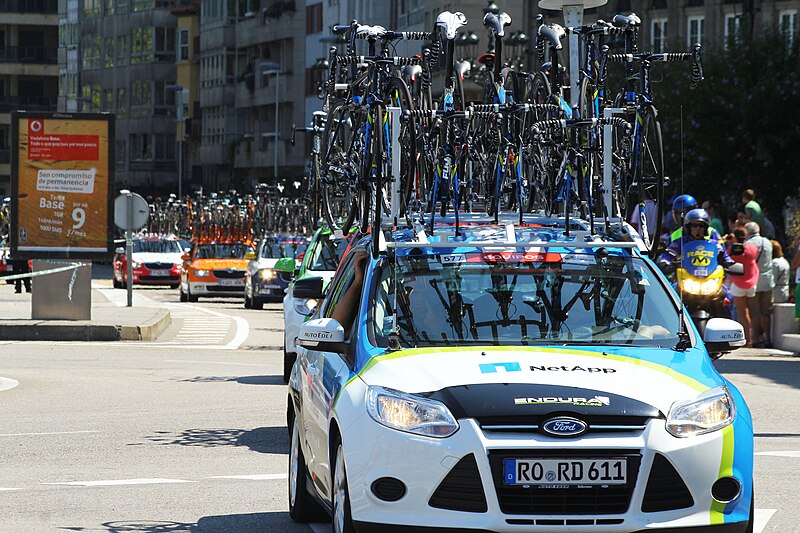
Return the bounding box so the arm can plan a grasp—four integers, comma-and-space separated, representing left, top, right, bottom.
117, 87, 127, 116
131, 27, 154, 64
687, 16, 704, 46
104, 37, 115, 68
116, 140, 126, 170
724, 14, 741, 45
133, 0, 154, 12
154, 134, 176, 160
305, 68, 323, 97
155, 27, 175, 61
306, 3, 323, 34
178, 29, 190, 61
131, 80, 153, 117
131, 133, 152, 160
781, 10, 797, 45
83, 0, 102, 17
117, 35, 128, 65
116, 0, 128, 14
651, 18, 668, 53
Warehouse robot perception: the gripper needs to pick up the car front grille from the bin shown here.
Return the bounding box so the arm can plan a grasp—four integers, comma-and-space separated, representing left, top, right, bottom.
206, 285, 244, 292
488, 449, 641, 515
428, 453, 488, 513
139, 275, 178, 281
641, 453, 694, 512
213, 269, 245, 279
477, 414, 650, 436
144, 262, 175, 270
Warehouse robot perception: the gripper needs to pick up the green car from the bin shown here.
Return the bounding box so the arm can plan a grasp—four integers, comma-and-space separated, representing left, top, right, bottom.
280, 226, 353, 382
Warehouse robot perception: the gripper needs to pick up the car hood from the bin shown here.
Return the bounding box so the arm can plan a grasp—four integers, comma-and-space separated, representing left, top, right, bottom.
253, 258, 280, 269
357, 346, 723, 415
190, 258, 248, 270
132, 252, 183, 264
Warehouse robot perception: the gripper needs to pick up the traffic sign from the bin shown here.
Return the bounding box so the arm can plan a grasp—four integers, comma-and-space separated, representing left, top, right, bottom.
114, 193, 149, 230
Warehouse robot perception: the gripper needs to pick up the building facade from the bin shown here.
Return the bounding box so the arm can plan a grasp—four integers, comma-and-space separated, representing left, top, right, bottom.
1, 0, 59, 196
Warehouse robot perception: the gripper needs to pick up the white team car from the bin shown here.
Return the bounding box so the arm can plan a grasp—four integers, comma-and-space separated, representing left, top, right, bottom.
287, 225, 754, 533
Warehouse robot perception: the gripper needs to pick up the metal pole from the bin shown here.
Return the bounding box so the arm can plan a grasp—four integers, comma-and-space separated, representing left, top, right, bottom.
274, 70, 280, 181
176, 89, 184, 199
389, 106, 401, 225
126, 191, 133, 307
562, 5, 584, 111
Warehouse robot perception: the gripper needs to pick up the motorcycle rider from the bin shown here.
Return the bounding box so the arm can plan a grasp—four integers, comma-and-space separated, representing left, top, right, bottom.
667, 195, 723, 244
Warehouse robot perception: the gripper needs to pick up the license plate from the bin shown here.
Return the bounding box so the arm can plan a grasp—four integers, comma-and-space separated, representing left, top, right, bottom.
503, 458, 627, 486
219, 278, 243, 286
261, 284, 281, 289
149, 269, 170, 276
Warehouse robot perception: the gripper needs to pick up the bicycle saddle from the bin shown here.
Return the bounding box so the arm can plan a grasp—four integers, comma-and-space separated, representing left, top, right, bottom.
356, 24, 387, 39
612, 13, 641, 27
436, 11, 468, 40
454, 59, 471, 78
482, 12, 512, 37
478, 52, 495, 65
538, 23, 566, 50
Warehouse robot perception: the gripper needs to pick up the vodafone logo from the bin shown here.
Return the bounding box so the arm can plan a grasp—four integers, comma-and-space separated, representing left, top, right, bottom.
29, 119, 44, 134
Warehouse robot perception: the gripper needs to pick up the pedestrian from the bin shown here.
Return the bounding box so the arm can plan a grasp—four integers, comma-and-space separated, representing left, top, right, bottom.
792, 237, 800, 319
741, 189, 765, 228
744, 222, 774, 348
727, 228, 759, 347
701, 200, 724, 235
771, 240, 790, 304
12, 256, 31, 293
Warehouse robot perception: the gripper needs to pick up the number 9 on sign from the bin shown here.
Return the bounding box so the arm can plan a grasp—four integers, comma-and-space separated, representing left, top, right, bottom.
72, 207, 86, 229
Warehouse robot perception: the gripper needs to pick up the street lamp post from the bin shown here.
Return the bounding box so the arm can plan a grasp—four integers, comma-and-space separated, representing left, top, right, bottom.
259, 61, 281, 181
167, 85, 188, 199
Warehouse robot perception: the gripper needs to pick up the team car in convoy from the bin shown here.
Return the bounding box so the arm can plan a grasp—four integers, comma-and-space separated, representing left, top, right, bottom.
282, 226, 353, 382
179, 240, 255, 302
244, 236, 309, 309
112, 235, 185, 289
287, 220, 754, 533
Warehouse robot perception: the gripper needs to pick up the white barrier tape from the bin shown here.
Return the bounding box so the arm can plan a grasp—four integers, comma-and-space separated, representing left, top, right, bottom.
2, 262, 88, 282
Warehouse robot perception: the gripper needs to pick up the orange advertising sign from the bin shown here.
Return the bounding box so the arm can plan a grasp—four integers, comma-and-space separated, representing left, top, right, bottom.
11, 112, 115, 260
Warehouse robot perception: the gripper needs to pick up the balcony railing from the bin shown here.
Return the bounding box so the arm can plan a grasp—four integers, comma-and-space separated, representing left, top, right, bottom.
0, 46, 58, 64
0, 0, 58, 13
0, 95, 58, 113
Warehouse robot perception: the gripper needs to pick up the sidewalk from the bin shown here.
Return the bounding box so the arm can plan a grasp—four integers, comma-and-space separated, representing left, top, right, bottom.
0, 279, 171, 341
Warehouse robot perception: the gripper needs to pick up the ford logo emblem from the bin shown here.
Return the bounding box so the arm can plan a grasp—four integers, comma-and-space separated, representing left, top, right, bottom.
542, 417, 587, 437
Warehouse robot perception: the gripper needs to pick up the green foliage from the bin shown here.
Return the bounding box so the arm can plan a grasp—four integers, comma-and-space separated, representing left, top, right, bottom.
646, 32, 800, 231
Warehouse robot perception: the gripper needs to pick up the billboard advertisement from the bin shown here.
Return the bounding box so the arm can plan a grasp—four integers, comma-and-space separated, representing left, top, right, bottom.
10, 112, 115, 260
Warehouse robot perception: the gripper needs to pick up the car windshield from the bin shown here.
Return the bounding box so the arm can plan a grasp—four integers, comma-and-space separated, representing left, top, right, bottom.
308, 234, 349, 271
133, 239, 182, 254
371, 251, 680, 348
196, 243, 251, 259
259, 240, 309, 259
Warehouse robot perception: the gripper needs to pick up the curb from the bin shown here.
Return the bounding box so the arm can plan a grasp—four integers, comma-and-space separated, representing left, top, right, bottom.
119, 309, 172, 341
0, 324, 120, 341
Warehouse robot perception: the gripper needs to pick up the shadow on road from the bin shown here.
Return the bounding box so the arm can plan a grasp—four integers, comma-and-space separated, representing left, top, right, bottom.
177, 375, 284, 385
715, 356, 800, 391
59, 512, 313, 532
138, 426, 288, 454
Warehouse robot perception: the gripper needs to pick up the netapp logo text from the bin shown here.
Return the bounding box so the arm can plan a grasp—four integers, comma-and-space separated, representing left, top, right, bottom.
530, 365, 616, 374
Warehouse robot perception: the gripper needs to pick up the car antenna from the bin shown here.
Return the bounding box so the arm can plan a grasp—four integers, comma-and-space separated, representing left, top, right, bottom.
674, 106, 690, 352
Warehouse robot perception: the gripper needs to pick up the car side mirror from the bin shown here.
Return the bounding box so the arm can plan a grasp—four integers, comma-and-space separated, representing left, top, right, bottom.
115, 247, 125, 254
298, 318, 348, 353
703, 318, 746, 354
293, 276, 325, 299
244, 250, 257, 260
274, 257, 296, 273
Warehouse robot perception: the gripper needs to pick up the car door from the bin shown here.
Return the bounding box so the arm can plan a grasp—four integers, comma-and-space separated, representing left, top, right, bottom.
299, 252, 358, 499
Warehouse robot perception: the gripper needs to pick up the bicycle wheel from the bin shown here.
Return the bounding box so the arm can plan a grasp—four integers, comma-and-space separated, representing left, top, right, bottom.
610, 92, 633, 221
369, 105, 385, 258
321, 104, 362, 231
384, 76, 420, 219
633, 105, 664, 258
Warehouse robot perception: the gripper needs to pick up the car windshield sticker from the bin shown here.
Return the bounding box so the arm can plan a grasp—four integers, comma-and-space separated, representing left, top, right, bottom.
479, 362, 522, 373
514, 395, 611, 407
562, 253, 596, 265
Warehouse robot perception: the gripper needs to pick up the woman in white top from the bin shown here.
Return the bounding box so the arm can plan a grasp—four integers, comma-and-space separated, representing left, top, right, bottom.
770, 240, 790, 303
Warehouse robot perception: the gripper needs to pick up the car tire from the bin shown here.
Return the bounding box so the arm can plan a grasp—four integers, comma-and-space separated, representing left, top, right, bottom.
252, 295, 264, 310
244, 290, 252, 309
288, 413, 326, 523
283, 348, 296, 384
169, 284, 179, 289
745, 490, 754, 533
179, 285, 188, 302
187, 285, 199, 303
332, 439, 356, 533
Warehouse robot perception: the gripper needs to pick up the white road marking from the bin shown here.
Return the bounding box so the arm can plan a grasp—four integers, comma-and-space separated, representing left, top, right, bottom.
755, 451, 800, 458
754, 509, 777, 533
0, 430, 98, 437
166, 360, 272, 367
42, 478, 195, 487
0, 488, 21, 491
0, 377, 19, 392
208, 474, 286, 480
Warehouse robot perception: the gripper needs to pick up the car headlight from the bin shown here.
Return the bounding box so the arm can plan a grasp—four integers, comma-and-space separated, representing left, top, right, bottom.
293, 297, 317, 317
666, 386, 735, 438
132, 261, 142, 269
194, 269, 210, 278
367, 386, 459, 438
258, 269, 276, 281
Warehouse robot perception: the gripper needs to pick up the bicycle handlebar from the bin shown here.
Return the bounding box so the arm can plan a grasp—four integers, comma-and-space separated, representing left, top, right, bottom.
337, 55, 425, 66
531, 116, 632, 134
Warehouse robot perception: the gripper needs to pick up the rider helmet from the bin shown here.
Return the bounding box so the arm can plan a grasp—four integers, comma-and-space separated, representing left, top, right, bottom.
683, 208, 710, 229
672, 194, 698, 226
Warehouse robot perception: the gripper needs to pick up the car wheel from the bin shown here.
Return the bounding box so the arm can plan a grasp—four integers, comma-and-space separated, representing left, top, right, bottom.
169, 284, 179, 289
332, 439, 356, 533
288, 413, 326, 522
187, 285, 199, 303
745, 490, 754, 533
252, 293, 264, 310
179, 284, 188, 302
244, 289, 252, 309
283, 347, 296, 384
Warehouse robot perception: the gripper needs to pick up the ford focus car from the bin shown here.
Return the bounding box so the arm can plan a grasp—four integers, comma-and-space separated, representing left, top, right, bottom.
244, 236, 309, 309
112, 235, 184, 289
287, 222, 753, 533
